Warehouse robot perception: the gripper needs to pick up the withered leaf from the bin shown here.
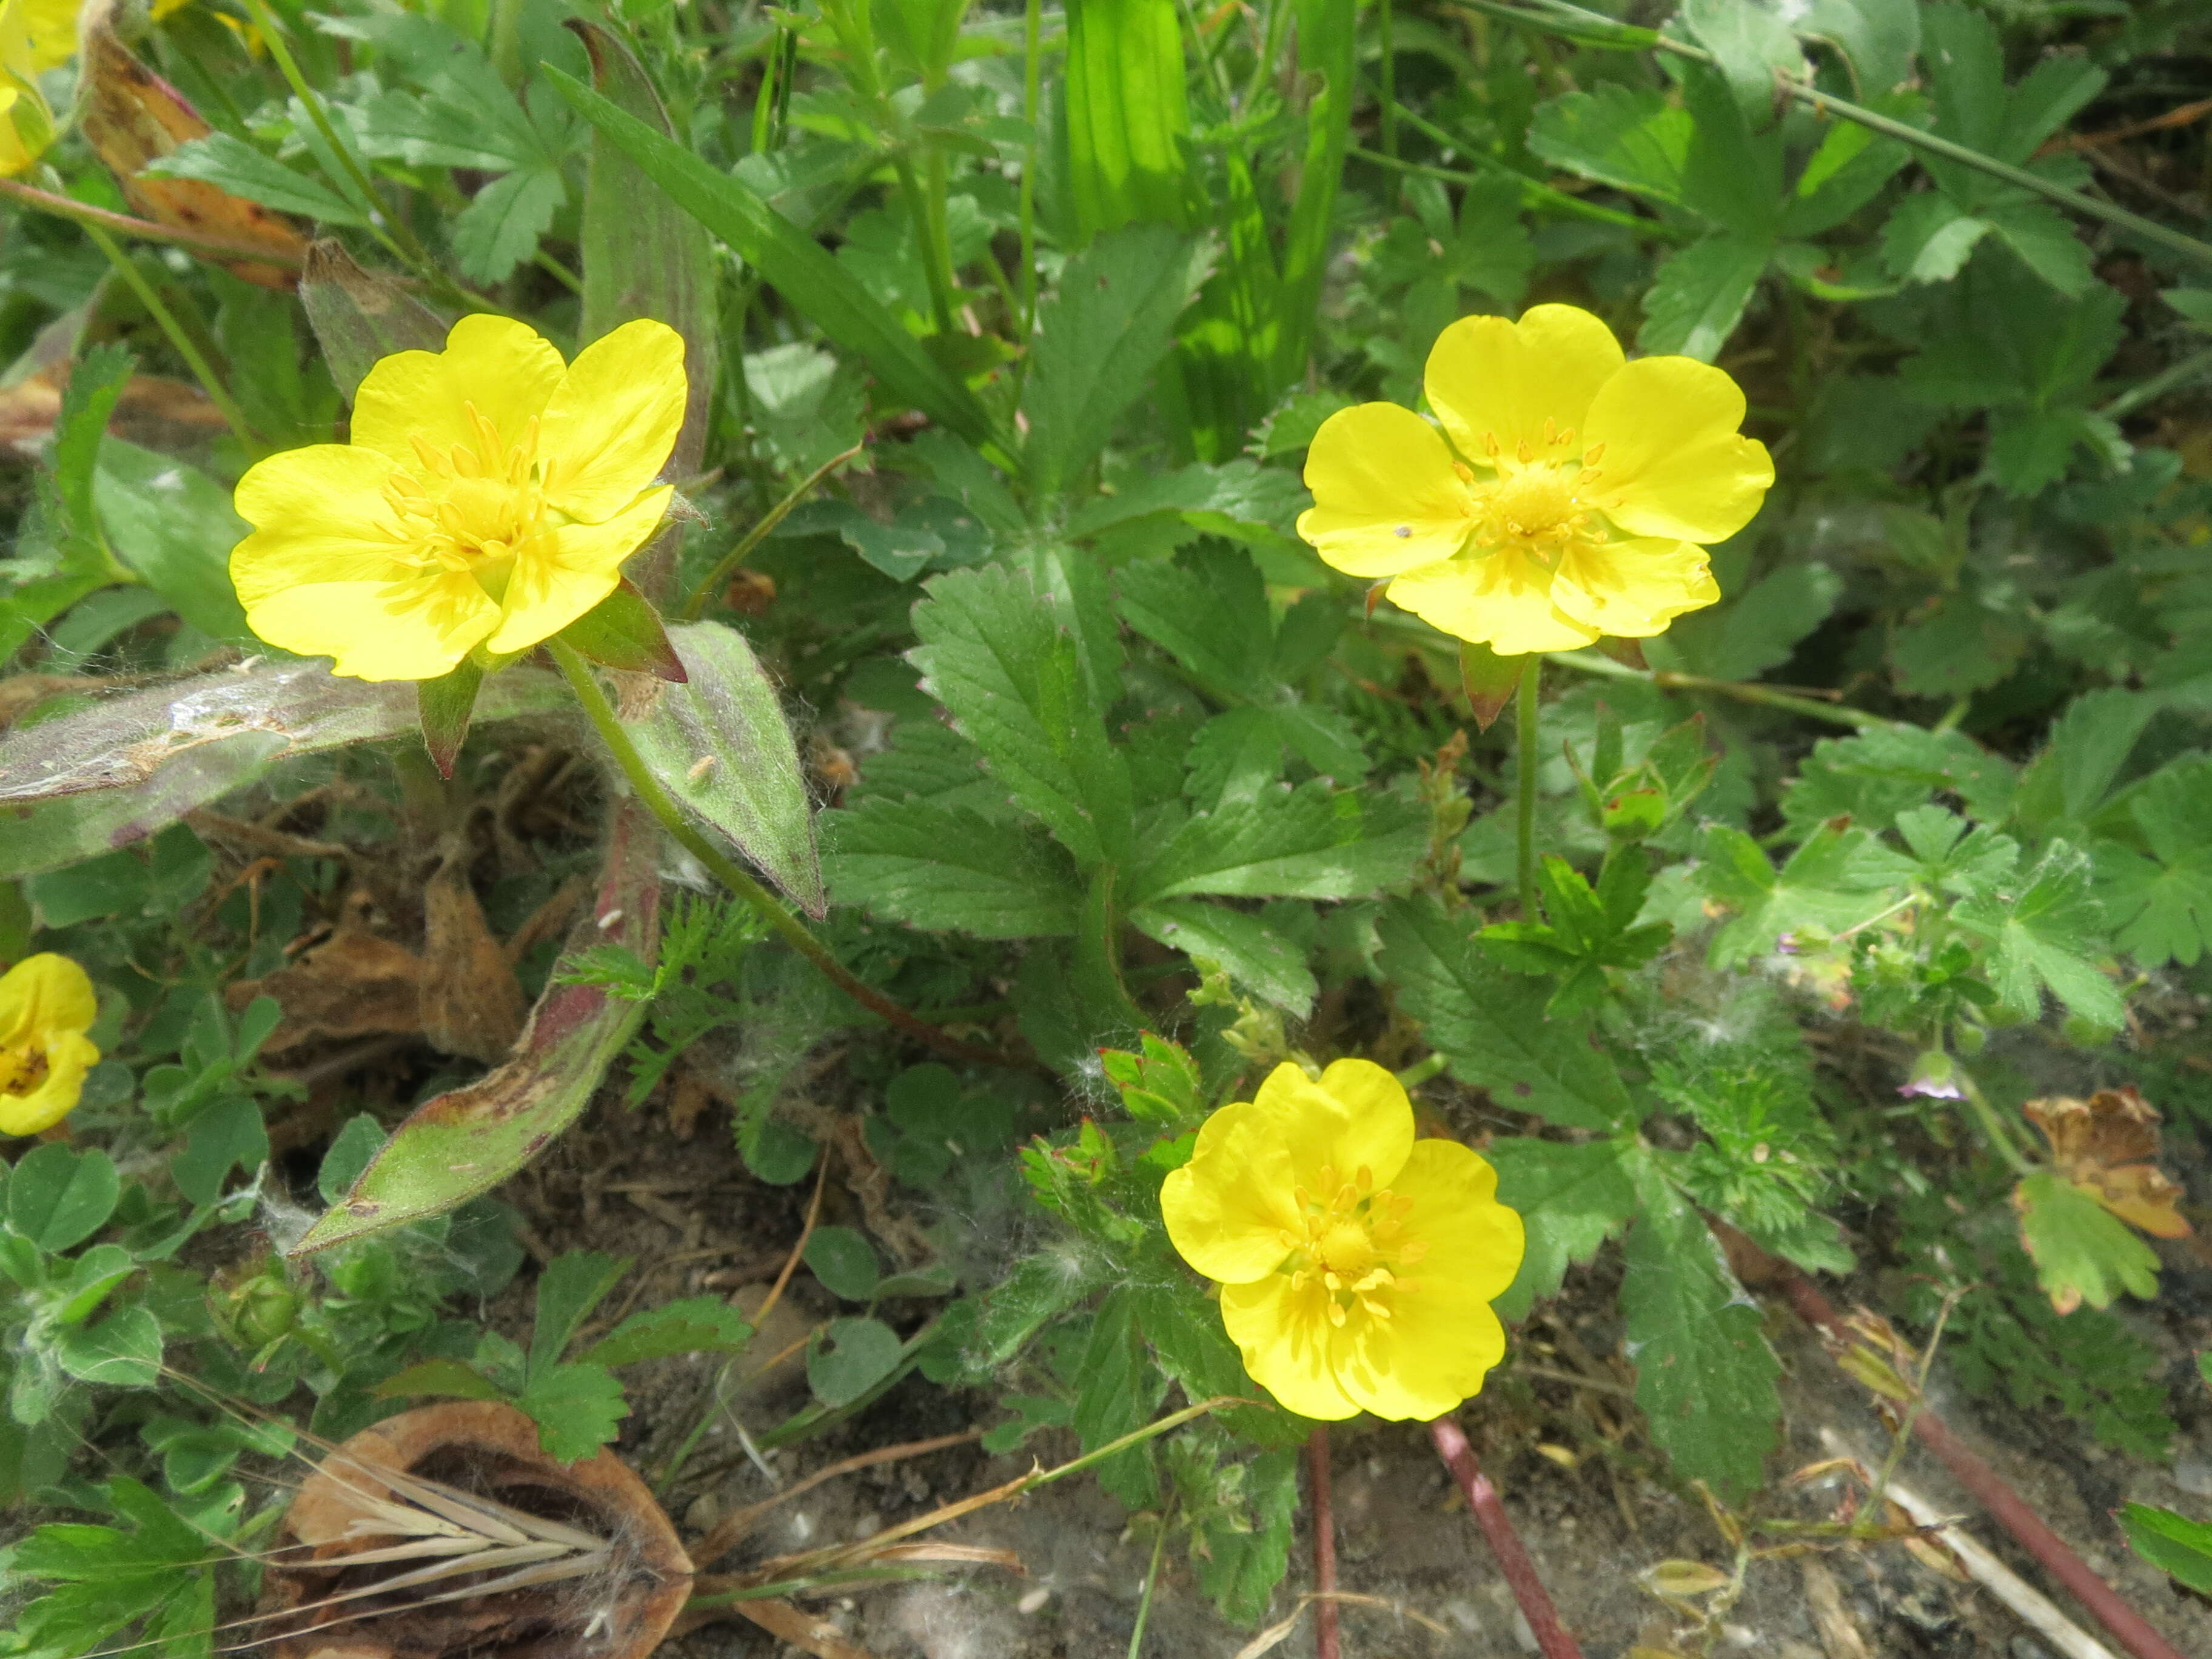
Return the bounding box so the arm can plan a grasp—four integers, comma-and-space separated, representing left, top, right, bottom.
2025, 1085, 2192, 1241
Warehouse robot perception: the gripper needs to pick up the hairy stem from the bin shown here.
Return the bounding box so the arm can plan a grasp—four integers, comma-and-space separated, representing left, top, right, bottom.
548, 640, 1007, 1067
82, 223, 256, 451
1308, 1428, 1341, 1659
1429, 1415, 1584, 1659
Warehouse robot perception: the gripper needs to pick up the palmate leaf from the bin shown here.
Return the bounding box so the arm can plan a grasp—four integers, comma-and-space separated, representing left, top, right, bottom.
2097, 760, 2212, 968
2013, 1171, 2160, 1313
1698, 822, 1900, 966
1954, 843, 2123, 1027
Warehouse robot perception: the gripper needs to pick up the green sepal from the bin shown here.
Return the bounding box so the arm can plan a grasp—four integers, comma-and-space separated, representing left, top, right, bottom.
558, 579, 688, 682
1458, 639, 1530, 732
1594, 634, 1647, 670
418, 659, 486, 779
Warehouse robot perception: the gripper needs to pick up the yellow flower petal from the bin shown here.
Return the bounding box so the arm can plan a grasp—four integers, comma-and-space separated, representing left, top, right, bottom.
7, 0, 79, 73
351, 315, 565, 475
1384, 552, 1598, 656
1391, 1139, 1526, 1305
1296, 403, 1475, 578
1582, 356, 1774, 543
538, 320, 688, 523
1162, 1099, 1302, 1284
1552, 536, 1721, 638
485, 486, 671, 655
231, 446, 405, 590
1253, 1059, 1415, 1192
0, 1028, 98, 1136
1221, 1274, 1361, 1420
243, 574, 499, 682
1424, 305, 1624, 465
0, 953, 97, 1044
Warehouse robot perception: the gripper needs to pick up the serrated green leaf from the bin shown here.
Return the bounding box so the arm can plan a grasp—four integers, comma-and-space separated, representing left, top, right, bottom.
2014, 1171, 2159, 1312
1528, 84, 1691, 206
515, 1361, 629, 1463
823, 795, 1082, 937
1781, 724, 2016, 834
1700, 822, 1900, 966
1191, 1447, 1299, 1627
1954, 844, 2123, 1027
1487, 1137, 1637, 1322
1024, 224, 1212, 502
529, 1250, 631, 1376
451, 164, 565, 285
374, 1357, 510, 1401
1621, 1158, 1781, 1500
1131, 897, 1318, 1014
1664, 560, 1842, 682
909, 565, 1132, 868
1376, 896, 1636, 1130
141, 132, 369, 224
2097, 760, 2212, 968
1680, 0, 1804, 130
1129, 780, 1424, 903
577, 1297, 754, 1367
1072, 1290, 1167, 1507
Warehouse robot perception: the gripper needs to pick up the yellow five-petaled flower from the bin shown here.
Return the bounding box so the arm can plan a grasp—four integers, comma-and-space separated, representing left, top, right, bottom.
1298, 304, 1774, 656
229, 315, 686, 682
1162, 1059, 1524, 1421
0, 953, 101, 1137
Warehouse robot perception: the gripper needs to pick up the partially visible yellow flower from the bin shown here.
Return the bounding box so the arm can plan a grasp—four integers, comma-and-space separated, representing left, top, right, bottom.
1161, 1059, 1523, 1421
0, 0, 76, 176
0, 953, 101, 1137
1298, 304, 1774, 656
229, 315, 686, 682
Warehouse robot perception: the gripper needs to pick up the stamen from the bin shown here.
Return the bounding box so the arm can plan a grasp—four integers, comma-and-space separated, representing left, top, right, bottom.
1558, 427, 1576, 448
1481, 432, 1501, 458
1516, 438, 1534, 463
1355, 1166, 1374, 1193
1542, 417, 1557, 445
1583, 442, 1606, 464
1326, 1302, 1347, 1327
1397, 1240, 1431, 1265
1359, 1298, 1392, 1321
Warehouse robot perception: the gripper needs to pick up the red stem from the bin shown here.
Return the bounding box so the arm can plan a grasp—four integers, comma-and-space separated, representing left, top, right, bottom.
1775, 1269, 2187, 1659
1428, 1415, 1584, 1659
1307, 1427, 1340, 1659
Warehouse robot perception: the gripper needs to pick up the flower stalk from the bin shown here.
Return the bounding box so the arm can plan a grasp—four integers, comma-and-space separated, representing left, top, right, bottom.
1516, 655, 1541, 917
1428, 1414, 1585, 1659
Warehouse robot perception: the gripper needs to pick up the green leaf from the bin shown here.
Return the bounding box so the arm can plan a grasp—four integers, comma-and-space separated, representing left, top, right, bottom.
1113, 548, 1273, 696
2013, 686, 2159, 833
54, 1305, 165, 1388
417, 657, 485, 780
2097, 760, 2212, 968
1376, 896, 1637, 1131
1802, 0, 1919, 95
1062, 0, 1195, 237
1780, 723, 2016, 834
1680, 0, 1804, 129
1130, 897, 1318, 1014
7, 1144, 120, 1252
529, 1250, 631, 1376
1487, 1136, 1637, 1322
2120, 1503, 2212, 1595
172, 1094, 268, 1207
978, 1247, 1104, 1365
374, 1357, 511, 1401
626, 620, 824, 914
1953, 844, 2123, 1027
808, 1315, 905, 1407
822, 796, 1082, 937
1071, 1290, 1167, 1507
1191, 1447, 1299, 1626
1528, 84, 1691, 207
1698, 822, 1899, 966
1024, 224, 1211, 502
515, 1361, 630, 1463
1, 341, 132, 663
805, 1226, 883, 1301
1129, 780, 1425, 903
1621, 1156, 1782, 1500
908, 565, 1132, 868
1481, 850, 1671, 1016
575, 1297, 754, 1368
1663, 560, 1842, 683
2014, 1171, 2160, 1312
545, 66, 1004, 452
451, 164, 565, 285
92, 441, 251, 641
1637, 232, 1772, 361
141, 131, 369, 224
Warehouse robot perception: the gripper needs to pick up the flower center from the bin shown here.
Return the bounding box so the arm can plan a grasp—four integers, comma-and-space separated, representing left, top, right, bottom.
1462, 423, 1610, 563
1276, 1162, 1430, 1328
0, 1041, 50, 1099
380, 402, 556, 599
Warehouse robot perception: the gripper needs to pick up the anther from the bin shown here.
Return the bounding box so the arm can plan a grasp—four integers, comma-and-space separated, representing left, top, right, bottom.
1327, 1302, 1347, 1327
1482, 432, 1501, 457
1543, 417, 1557, 445
1583, 442, 1606, 464
1517, 439, 1534, 463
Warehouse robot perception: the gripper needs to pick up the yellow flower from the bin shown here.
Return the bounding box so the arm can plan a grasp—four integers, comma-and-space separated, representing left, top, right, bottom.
229, 315, 686, 682
1297, 304, 1774, 656
0, 954, 101, 1137
1161, 1059, 1523, 1421
0, 0, 76, 176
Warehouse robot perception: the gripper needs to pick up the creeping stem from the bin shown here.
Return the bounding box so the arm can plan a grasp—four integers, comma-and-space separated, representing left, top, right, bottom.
1515, 655, 1542, 917
548, 639, 1008, 1067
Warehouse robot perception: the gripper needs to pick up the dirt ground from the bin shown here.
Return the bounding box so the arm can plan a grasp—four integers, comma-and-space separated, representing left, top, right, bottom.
489, 1075, 2212, 1659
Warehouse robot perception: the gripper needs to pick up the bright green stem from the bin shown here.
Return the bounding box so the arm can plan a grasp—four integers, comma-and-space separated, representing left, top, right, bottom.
896, 151, 960, 337
1395, 1051, 1449, 1090
682, 441, 865, 620
1378, 101, 1693, 240
1552, 648, 1896, 731
1515, 657, 1541, 918
238, 0, 449, 290
2102, 344, 2212, 420
1953, 1061, 2038, 1178
548, 640, 993, 1064
81, 222, 256, 451
1126, 1499, 1177, 1659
